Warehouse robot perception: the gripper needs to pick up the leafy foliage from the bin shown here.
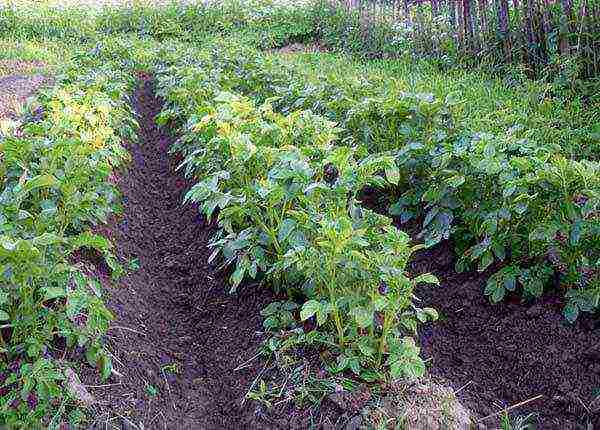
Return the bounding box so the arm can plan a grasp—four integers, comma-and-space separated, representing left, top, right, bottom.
0, 66, 136, 426
0, 0, 597, 425
156, 41, 600, 321
156, 67, 438, 381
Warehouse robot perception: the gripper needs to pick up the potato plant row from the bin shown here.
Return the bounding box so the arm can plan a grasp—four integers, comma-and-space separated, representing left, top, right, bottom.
156, 42, 600, 322
155, 60, 440, 382
0, 66, 136, 426
273, 65, 600, 320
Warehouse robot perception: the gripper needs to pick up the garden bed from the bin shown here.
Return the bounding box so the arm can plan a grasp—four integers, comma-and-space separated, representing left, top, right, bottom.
78, 76, 348, 429
1, 1, 599, 427
412, 240, 600, 429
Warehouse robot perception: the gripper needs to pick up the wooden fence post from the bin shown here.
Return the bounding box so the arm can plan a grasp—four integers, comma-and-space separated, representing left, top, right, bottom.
559, 0, 573, 55
498, 0, 511, 63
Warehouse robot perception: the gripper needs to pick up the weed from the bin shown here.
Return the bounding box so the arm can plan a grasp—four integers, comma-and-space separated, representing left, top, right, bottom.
145, 384, 158, 398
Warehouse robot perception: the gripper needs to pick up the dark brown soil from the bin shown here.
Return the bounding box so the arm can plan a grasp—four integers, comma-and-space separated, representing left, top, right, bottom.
413, 240, 600, 429
81, 77, 278, 429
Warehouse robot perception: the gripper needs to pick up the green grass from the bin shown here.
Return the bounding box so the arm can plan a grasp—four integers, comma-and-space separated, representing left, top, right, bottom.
1, 0, 597, 162
0, 38, 81, 79
271, 51, 600, 160
0, 38, 72, 63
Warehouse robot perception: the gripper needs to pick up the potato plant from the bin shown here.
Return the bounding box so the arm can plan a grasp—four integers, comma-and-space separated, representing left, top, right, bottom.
156, 71, 439, 381
288, 212, 438, 380
0, 67, 136, 426
387, 128, 600, 320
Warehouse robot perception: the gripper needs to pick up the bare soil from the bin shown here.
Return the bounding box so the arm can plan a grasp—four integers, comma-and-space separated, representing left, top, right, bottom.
0, 69, 50, 119
412, 231, 600, 429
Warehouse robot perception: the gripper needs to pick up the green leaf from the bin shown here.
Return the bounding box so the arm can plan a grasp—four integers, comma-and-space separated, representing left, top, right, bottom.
372, 296, 387, 311
40, 200, 58, 216
0, 310, 9, 321
563, 302, 579, 323
504, 273, 517, 291
22, 174, 58, 194
315, 304, 329, 326
18, 210, 32, 220
503, 185, 516, 198
491, 283, 505, 303
85, 346, 99, 367
477, 251, 494, 272
230, 265, 245, 289
0, 236, 16, 251
529, 224, 559, 242
570, 220, 583, 246
357, 338, 375, 357
483, 141, 496, 158
263, 316, 279, 329
413, 273, 439, 285
446, 175, 465, 188
422, 186, 442, 203
33, 233, 63, 246
277, 218, 297, 243
388, 338, 425, 380
71, 232, 110, 252
99, 354, 112, 381
260, 302, 280, 317
418, 307, 438, 322
300, 300, 320, 322
402, 359, 425, 379
349, 358, 361, 375
491, 243, 506, 261
351, 306, 373, 329
384, 164, 400, 185
44, 287, 67, 300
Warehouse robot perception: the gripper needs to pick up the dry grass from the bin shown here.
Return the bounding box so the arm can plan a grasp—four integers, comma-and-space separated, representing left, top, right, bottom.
269, 42, 328, 55
362, 378, 474, 429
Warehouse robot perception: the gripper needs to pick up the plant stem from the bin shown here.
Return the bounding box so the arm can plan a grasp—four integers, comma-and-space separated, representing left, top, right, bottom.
327, 260, 345, 348
377, 312, 390, 367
